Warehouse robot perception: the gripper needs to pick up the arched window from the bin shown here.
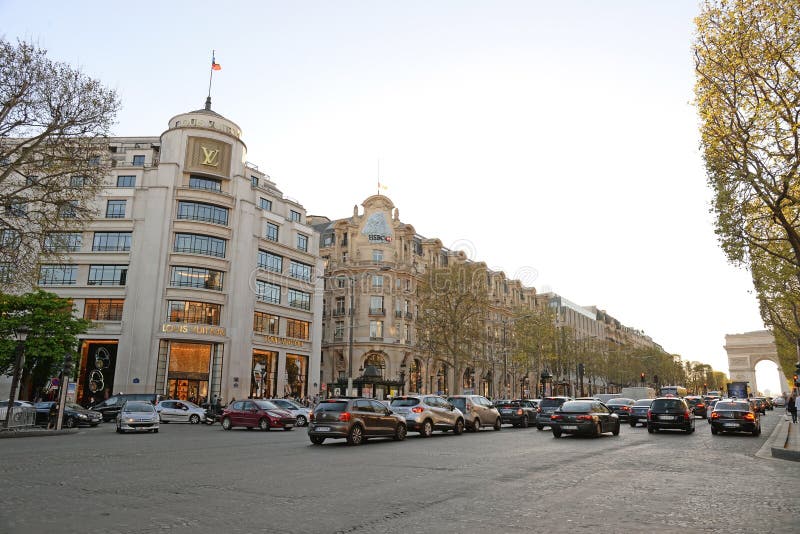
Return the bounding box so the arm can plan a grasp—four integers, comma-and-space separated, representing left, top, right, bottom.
462, 367, 475, 390
363, 353, 386, 376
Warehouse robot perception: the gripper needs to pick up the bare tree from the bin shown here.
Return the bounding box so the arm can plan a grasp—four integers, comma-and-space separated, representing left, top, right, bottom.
0, 39, 119, 290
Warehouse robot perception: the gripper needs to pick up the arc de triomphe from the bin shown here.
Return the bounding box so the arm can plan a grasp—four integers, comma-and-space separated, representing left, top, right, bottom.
725, 330, 790, 395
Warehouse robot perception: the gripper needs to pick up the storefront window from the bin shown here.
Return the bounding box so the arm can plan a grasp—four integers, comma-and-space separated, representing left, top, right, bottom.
285, 354, 308, 399
251, 350, 277, 398
167, 342, 211, 404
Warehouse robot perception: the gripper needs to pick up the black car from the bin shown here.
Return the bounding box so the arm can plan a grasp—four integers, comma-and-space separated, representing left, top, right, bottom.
536, 396, 572, 429
684, 396, 708, 418
549, 400, 621, 438
629, 399, 653, 427
308, 398, 407, 446
90, 393, 160, 422
34, 401, 103, 428
646, 397, 695, 434
497, 399, 538, 428
710, 399, 761, 436
605, 398, 636, 421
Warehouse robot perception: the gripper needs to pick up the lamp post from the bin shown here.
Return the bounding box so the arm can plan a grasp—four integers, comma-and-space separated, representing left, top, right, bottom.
4, 325, 30, 429
56, 353, 74, 431
399, 361, 407, 395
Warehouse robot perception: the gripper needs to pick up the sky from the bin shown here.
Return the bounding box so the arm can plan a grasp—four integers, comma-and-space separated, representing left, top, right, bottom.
1, 1, 780, 392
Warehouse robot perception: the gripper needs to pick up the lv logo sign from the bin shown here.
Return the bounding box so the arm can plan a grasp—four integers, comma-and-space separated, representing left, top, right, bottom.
200, 146, 220, 166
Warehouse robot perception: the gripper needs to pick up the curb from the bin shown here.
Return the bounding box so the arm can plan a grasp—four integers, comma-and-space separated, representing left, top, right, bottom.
759, 416, 800, 462
0, 429, 79, 439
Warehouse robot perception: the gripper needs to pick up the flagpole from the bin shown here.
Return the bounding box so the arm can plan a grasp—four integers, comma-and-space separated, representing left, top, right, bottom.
377, 158, 381, 195
206, 50, 215, 110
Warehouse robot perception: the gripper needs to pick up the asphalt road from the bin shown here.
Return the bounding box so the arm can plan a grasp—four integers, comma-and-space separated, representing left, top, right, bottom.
1, 411, 798, 534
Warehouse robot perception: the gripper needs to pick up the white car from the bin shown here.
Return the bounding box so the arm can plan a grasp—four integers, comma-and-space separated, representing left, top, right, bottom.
116, 401, 159, 433
155, 400, 207, 424
265, 398, 311, 426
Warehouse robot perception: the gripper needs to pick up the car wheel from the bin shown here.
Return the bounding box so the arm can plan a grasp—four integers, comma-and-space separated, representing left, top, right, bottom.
310, 436, 325, 445
521, 416, 529, 428
493, 418, 502, 431
454, 418, 464, 435
116, 427, 122, 434
612, 423, 620, 436
752, 427, 761, 437
536, 424, 543, 431
552, 428, 562, 438
221, 417, 232, 430
629, 420, 637, 427
153, 428, 159, 433
296, 415, 307, 427
65, 417, 76, 429
647, 426, 655, 434
189, 414, 200, 424
346, 424, 364, 446
394, 423, 407, 441
283, 426, 293, 431
259, 418, 270, 431
711, 426, 718, 435
421, 419, 433, 438
90, 423, 99, 427
473, 418, 481, 432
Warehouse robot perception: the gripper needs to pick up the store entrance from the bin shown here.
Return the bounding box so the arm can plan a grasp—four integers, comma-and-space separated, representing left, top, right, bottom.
167, 342, 212, 405
167, 378, 208, 404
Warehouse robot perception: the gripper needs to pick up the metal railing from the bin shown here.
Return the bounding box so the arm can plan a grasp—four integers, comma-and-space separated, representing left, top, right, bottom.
0, 406, 37, 429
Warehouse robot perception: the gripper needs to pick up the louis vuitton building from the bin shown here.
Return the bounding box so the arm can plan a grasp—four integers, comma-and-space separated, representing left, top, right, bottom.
34, 102, 323, 405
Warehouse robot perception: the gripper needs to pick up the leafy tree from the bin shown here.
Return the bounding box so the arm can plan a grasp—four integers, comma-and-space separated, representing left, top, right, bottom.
0, 290, 90, 400
0, 39, 120, 289
416, 262, 489, 394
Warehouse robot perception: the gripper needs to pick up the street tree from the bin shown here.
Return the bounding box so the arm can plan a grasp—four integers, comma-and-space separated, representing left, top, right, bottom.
0, 290, 91, 400
0, 39, 120, 289
416, 262, 489, 394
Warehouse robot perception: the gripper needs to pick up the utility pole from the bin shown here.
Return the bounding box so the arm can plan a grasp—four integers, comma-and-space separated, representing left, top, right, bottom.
347, 276, 355, 397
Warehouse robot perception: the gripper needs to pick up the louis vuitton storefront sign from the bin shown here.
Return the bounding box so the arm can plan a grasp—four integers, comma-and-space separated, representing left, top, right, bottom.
161, 323, 226, 336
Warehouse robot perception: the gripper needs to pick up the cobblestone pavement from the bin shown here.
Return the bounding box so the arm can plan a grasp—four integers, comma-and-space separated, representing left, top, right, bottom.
0, 411, 797, 534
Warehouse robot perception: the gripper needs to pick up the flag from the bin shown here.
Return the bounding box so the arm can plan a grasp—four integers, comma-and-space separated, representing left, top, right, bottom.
212, 52, 221, 71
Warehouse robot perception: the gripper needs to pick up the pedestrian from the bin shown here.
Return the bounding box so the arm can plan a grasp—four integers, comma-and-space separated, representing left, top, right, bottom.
794, 393, 800, 424
47, 403, 59, 430
788, 393, 798, 424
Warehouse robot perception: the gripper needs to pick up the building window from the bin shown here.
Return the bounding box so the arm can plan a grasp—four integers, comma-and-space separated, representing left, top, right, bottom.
287, 289, 311, 310
259, 197, 272, 211
38, 265, 77, 286
168, 300, 221, 325
255, 280, 281, 304
88, 156, 101, 166
370, 320, 383, 340
251, 176, 259, 187
253, 311, 280, 334
405, 324, 411, 343
92, 232, 131, 252
265, 222, 279, 242
370, 296, 384, 315
286, 319, 310, 340
6, 200, 27, 217
373, 250, 383, 263
289, 260, 312, 282
116, 175, 136, 187
0, 263, 13, 283
189, 175, 222, 192
334, 296, 345, 315
372, 275, 384, 288
44, 232, 82, 252
173, 233, 226, 258
58, 201, 78, 219
297, 233, 308, 252
177, 201, 229, 225
170, 266, 224, 291
257, 250, 282, 273
322, 233, 334, 247
105, 200, 126, 219
289, 210, 301, 222
88, 265, 128, 286
334, 321, 344, 341
84, 299, 124, 321
70, 175, 87, 187
132, 155, 145, 166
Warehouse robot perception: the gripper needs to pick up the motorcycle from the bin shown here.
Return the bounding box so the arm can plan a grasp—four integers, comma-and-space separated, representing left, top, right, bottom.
203, 407, 219, 425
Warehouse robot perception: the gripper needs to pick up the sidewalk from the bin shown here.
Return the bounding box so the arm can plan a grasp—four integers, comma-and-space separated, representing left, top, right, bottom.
757, 413, 800, 462
0, 428, 78, 439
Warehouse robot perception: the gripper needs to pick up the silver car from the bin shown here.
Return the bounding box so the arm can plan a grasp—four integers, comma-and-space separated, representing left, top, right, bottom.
390, 395, 465, 437
155, 400, 206, 424
266, 398, 311, 426
116, 400, 159, 433
447, 394, 502, 432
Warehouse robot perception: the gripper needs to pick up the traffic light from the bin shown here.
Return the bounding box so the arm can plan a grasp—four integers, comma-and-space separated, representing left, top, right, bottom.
62, 354, 74, 376
795, 362, 800, 386
640, 372, 645, 381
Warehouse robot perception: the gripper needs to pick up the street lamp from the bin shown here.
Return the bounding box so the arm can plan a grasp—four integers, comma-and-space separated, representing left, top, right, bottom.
399, 361, 407, 395
4, 325, 30, 429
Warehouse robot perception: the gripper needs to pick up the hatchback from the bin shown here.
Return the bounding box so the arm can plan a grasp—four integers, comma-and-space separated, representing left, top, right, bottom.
605, 398, 635, 421
647, 397, 695, 434
116, 401, 159, 433
221, 399, 295, 431
308, 398, 407, 445
710, 399, 761, 436
155, 400, 206, 424
265, 398, 312, 426
447, 395, 502, 432
389, 395, 465, 436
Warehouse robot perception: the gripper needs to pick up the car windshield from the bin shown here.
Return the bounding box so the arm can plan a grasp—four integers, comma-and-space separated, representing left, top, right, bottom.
540, 398, 567, 408
607, 398, 634, 406
124, 402, 154, 413
315, 401, 348, 412
633, 399, 653, 406
255, 400, 279, 410
390, 398, 420, 407
559, 401, 592, 412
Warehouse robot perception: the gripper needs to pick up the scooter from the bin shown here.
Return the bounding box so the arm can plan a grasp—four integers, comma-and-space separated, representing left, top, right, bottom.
203, 407, 218, 425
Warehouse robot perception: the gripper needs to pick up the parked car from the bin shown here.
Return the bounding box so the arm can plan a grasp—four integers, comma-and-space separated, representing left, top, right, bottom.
646, 397, 695, 434
535, 396, 573, 430
116, 401, 159, 433
265, 398, 312, 426
496, 399, 538, 428
389, 394, 464, 436
710, 399, 761, 436
91, 393, 161, 422
684, 396, 708, 418
447, 394, 502, 432
155, 400, 206, 424
629, 398, 653, 427
34, 401, 102, 428
308, 398, 407, 445
549, 400, 620, 438
605, 398, 636, 421
221, 399, 295, 431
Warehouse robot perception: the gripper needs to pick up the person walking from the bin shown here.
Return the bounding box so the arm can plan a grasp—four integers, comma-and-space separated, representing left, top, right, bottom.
788, 393, 798, 424
47, 403, 59, 430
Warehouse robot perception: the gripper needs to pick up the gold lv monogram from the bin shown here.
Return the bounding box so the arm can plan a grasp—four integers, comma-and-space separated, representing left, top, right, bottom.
200, 146, 220, 166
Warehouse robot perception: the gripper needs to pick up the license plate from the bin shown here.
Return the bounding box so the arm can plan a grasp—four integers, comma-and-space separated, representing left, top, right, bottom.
660, 415, 675, 420
561, 425, 578, 430
723, 423, 739, 427
314, 426, 330, 432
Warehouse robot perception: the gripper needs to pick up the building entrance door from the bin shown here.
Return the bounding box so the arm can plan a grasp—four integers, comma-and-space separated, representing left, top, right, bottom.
167, 378, 208, 403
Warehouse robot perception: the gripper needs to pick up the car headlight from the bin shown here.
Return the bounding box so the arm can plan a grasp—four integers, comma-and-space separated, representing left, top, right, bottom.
76, 413, 88, 419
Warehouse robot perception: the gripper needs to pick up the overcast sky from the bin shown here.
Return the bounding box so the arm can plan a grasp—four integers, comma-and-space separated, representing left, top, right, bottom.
2, 1, 781, 393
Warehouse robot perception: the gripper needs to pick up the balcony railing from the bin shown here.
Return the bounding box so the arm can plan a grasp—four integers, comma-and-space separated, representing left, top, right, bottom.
394, 310, 403, 318
405, 312, 414, 320
369, 308, 385, 316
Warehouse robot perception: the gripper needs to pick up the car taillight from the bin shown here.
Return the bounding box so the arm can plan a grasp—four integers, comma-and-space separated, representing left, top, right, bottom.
684, 411, 691, 420
743, 413, 755, 421
516, 409, 523, 415
647, 410, 652, 420
697, 403, 704, 408
411, 406, 424, 413
577, 415, 594, 421
551, 414, 562, 420
338, 412, 351, 422
309, 412, 315, 421
621, 406, 630, 411
711, 412, 720, 419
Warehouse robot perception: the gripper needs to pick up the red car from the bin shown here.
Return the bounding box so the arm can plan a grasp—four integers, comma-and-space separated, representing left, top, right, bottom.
221, 399, 296, 431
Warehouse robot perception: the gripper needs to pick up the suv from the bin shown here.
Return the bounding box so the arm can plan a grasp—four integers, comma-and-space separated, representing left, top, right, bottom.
647, 397, 695, 434
496, 399, 538, 428
389, 395, 465, 437
447, 395, 502, 432
308, 398, 407, 446
535, 397, 573, 430
91, 393, 161, 422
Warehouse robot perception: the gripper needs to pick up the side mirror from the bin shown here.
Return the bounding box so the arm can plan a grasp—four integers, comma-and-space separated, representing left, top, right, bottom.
610, 413, 619, 419
448, 404, 455, 411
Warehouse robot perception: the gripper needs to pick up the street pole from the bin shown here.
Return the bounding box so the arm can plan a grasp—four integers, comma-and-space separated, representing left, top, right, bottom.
3, 339, 26, 429
347, 276, 355, 396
